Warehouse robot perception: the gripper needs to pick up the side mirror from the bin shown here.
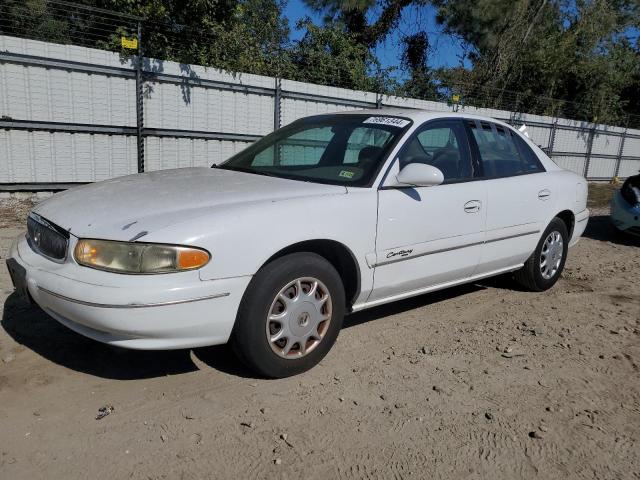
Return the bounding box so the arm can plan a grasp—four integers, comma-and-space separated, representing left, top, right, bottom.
396, 163, 444, 187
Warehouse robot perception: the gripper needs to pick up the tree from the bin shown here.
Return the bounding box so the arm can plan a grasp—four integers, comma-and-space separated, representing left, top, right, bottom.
398, 31, 438, 99
100, 0, 292, 75
304, 0, 418, 49
432, 0, 640, 122
287, 19, 385, 91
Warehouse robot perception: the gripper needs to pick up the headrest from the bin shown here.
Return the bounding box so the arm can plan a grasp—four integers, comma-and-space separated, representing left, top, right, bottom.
358, 146, 384, 162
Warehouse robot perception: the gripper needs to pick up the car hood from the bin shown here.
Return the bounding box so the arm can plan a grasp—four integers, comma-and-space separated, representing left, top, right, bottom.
33, 167, 346, 241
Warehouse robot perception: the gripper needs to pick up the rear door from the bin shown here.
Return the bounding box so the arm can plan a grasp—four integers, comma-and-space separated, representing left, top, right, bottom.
466, 120, 551, 273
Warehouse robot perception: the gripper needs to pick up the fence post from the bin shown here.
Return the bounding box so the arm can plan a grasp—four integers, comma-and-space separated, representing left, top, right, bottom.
548, 119, 558, 157
614, 127, 627, 178
273, 77, 281, 130
583, 126, 596, 178
135, 21, 145, 173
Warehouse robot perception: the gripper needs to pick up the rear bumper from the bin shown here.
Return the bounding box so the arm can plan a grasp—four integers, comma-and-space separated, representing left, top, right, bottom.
8, 233, 251, 349
569, 208, 589, 247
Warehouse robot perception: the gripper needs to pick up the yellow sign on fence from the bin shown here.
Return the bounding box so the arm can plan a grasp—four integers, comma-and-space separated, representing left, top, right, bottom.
121, 37, 138, 50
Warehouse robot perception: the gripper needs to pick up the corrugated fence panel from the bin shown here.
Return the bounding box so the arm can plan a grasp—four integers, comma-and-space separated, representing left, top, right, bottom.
553, 129, 590, 153
552, 155, 586, 175
623, 135, 640, 158
0, 35, 132, 68
591, 132, 622, 155
617, 159, 640, 177
144, 137, 251, 171
382, 96, 450, 112
0, 56, 136, 126
0, 131, 136, 182
144, 56, 275, 89
2, 35, 640, 185
282, 79, 376, 103
144, 82, 273, 134
459, 105, 515, 121
281, 98, 356, 126
587, 157, 617, 179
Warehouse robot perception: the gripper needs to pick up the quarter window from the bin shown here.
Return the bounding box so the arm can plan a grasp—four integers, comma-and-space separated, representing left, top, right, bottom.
469, 122, 544, 177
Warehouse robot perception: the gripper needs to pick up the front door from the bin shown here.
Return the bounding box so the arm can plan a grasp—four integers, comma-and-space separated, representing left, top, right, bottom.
370, 120, 487, 302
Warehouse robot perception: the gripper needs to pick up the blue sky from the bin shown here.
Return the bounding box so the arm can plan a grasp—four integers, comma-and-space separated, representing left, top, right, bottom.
282, 0, 470, 75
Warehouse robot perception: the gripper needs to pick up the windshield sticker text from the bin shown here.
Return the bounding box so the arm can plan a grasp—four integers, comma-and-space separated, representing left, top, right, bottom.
363, 116, 410, 128
339, 170, 355, 179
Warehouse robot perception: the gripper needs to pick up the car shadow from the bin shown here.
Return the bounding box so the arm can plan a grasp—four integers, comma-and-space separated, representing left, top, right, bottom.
344, 283, 486, 329
582, 214, 640, 246
1, 280, 514, 380
1, 293, 200, 380
0, 291, 265, 380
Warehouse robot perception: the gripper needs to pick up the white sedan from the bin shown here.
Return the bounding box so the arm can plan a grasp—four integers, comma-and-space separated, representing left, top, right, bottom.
7, 110, 589, 377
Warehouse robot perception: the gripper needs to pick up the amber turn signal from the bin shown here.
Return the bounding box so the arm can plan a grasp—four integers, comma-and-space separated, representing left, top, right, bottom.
178, 248, 210, 270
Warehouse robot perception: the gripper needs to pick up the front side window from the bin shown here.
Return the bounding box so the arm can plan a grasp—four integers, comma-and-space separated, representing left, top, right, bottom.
219, 115, 411, 187
398, 122, 473, 183
469, 122, 544, 178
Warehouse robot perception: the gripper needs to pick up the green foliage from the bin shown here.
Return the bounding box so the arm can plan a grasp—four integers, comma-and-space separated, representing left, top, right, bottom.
102, 0, 291, 76
397, 31, 439, 99
433, 0, 640, 122
286, 20, 385, 90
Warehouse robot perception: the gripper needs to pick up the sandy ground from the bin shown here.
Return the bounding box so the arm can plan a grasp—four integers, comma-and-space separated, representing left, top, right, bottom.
0, 199, 639, 480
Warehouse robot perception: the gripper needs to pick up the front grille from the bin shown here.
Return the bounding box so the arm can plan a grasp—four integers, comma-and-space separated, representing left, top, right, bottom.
27, 214, 69, 261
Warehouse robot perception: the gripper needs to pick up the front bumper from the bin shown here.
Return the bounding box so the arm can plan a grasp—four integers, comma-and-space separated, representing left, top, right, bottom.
610, 191, 640, 236
8, 233, 251, 350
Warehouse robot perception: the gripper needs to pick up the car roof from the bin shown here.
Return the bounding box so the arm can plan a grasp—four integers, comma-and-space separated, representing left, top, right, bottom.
328, 108, 513, 129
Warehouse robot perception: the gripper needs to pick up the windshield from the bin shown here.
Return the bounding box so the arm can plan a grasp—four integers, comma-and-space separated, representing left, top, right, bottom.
218, 114, 412, 186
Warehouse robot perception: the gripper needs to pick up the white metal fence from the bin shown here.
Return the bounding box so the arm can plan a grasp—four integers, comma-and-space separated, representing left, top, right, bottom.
1, 35, 639, 189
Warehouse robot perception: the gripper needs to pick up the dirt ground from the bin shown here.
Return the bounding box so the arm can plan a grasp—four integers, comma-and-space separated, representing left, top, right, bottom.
0, 193, 639, 480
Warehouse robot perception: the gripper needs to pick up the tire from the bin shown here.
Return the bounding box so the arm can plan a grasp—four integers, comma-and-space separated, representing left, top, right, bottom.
514, 217, 569, 292
231, 252, 345, 378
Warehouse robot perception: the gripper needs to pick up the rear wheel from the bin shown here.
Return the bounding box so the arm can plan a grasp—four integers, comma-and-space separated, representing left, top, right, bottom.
514, 217, 568, 291
231, 252, 345, 378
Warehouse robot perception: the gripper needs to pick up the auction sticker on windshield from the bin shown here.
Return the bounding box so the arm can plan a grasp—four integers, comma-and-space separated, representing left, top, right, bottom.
363, 116, 410, 128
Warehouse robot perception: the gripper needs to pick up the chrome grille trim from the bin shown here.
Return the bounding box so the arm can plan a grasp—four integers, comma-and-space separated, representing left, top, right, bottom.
27, 213, 69, 262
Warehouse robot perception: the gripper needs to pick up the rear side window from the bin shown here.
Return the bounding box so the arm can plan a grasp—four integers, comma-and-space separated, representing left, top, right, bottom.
469, 122, 544, 178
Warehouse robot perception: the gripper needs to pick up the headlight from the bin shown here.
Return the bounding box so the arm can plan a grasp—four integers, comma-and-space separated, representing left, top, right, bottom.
74, 239, 210, 274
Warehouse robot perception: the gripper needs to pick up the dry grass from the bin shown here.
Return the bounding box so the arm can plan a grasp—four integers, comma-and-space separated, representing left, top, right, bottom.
0, 198, 35, 229
588, 182, 618, 209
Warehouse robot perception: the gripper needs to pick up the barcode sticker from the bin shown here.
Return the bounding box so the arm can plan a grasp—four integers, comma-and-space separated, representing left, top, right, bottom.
363, 116, 410, 128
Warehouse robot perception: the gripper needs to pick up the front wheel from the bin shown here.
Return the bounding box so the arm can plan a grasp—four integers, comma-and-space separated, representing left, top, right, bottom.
231, 252, 345, 378
514, 217, 569, 292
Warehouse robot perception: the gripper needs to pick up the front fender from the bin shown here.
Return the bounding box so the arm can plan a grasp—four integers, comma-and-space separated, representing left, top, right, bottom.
143, 190, 378, 291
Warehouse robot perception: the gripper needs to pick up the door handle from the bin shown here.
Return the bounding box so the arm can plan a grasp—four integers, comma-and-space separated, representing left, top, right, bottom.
538, 189, 551, 200
464, 200, 481, 213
